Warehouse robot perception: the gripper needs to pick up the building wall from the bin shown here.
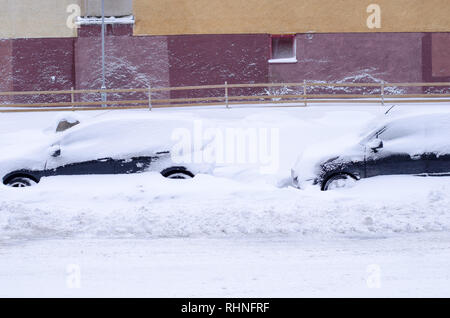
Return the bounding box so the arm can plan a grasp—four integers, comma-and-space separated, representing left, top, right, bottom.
430, 33, 450, 80
82, 0, 133, 16
74, 33, 270, 100
2, 31, 449, 101
0, 39, 13, 103
12, 38, 75, 103
167, 34, 269, 99
0, 0, 80, 39
269, 33, 424, 94
2, 0, 449, 40
0, 0, 133, 39
75, 35, 170, 102
1, 0, 449, 102
78, 24, 134, 38
134, 0, 450, 36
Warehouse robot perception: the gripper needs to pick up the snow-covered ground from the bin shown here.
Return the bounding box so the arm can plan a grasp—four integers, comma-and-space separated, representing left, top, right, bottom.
1, 104, 450, 297
2, 233, 450, 298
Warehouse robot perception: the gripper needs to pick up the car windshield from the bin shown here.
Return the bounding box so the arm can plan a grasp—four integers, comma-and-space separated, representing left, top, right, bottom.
361, 117, 422, 144
377, 122, 419, 140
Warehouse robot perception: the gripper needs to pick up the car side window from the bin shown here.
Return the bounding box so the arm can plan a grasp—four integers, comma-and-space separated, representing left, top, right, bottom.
377, 121, 418, 141
378, 126, 397, 140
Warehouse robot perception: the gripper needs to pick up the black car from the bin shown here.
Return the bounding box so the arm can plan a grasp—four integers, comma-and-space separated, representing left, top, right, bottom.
2, 152, 194, 188
291, 112, 450, 191
1, 117, 198, 187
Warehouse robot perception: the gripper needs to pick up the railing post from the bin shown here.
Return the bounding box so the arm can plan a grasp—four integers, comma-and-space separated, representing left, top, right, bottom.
100, 87, 107, 107
225, 81, 229, 109
71, 87, 75, 111
148, 84, 152, 111
303, 80, 307, 106
381, 82, 385, 106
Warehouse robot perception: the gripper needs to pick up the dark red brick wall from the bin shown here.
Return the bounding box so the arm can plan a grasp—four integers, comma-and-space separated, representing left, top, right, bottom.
0, 39, 13, 103
269, 33, 425, 95
2, 30, 450, 105
167, 34, 270, 99
12, 38, 75, 103
431, 33, 450, 79
78, 24, 133, 38
75, 35, 170, 103
421, 33, 450, 93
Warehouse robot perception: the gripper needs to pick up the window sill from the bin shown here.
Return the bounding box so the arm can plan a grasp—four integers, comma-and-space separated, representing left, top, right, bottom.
76, 15, 135, 25
268, 57, 298, 64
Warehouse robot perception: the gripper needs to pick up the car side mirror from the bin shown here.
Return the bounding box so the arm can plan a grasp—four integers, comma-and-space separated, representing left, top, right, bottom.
367, 138, 383, 152
49, 145, 61, 158
56, 119, 80, 133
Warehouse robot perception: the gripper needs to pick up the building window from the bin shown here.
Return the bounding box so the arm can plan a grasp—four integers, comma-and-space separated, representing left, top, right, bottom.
269, 35, 297, 64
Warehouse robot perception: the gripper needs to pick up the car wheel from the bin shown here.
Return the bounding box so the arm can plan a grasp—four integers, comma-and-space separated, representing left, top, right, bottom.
5, 176, 37, 188
161, 168, 195, 179
323, 173, 357, 191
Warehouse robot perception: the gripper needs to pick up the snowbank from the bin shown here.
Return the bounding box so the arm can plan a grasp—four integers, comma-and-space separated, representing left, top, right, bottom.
1, 169, 449, 240
1, 106, 449, 240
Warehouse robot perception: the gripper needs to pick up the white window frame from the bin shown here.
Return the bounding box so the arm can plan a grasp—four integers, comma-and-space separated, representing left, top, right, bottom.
269, 35, 298, 64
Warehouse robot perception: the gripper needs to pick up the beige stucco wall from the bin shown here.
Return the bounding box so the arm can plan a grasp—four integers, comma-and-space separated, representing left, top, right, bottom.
2, 0, 450, 39
83, 0, 133, 16
0, 0, 82, 38
0, 0, 133, 39
134, 0, 450, 35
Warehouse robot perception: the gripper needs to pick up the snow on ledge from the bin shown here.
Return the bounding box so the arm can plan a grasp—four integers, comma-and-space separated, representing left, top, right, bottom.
76, 15, 135, 25
268, 57, 298, 64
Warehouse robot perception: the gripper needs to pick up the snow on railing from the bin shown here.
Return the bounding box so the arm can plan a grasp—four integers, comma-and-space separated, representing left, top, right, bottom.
1, 82, 450, 113
76, 15, 135, 25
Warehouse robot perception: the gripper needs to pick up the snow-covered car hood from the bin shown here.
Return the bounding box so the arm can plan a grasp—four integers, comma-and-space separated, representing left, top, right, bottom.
291, 135, 364, 188
0, 129, 57, 180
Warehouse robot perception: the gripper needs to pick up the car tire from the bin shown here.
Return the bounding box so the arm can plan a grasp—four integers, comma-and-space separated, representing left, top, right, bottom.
161, 167, 195, 179
322, 173, 357, 191
5, 176, 37, 188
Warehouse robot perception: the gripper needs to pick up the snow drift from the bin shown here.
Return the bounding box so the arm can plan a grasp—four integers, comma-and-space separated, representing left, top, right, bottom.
1, 106, 449, 240
1, 173, 449, 240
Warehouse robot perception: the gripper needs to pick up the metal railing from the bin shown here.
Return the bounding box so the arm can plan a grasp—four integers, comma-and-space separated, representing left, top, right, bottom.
1, 81, 450, 113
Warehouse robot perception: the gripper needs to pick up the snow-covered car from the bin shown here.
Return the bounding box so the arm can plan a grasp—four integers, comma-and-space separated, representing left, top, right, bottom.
291, 112, 450, 191
1, 115, 210, 187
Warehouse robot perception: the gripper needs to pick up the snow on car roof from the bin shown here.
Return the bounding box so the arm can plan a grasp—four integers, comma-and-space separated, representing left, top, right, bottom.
366, 111, 450, 155
363, 110, 450, 139
54, 113, 205, 164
